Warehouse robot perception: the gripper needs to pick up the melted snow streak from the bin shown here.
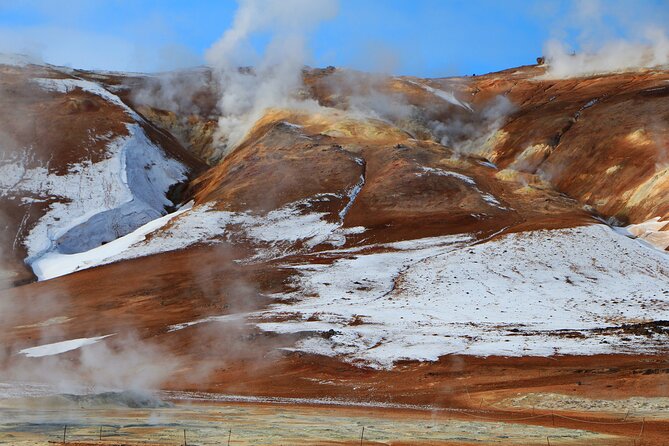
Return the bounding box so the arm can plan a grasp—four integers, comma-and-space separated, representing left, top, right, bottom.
338, 173, 365, 221
417, 166, 505, 209
405, 79, 473, 111
167, 313, 248, 333
258, 225, 669, 368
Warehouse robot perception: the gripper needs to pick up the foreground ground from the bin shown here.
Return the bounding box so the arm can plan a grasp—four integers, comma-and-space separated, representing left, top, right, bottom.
2, 351, 669, 445
0, 392, 665, 445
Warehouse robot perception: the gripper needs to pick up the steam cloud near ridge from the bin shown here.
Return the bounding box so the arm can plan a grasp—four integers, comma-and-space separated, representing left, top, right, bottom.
128, 0, 518, 158
543, 0, 669, 78
205, 0, 338, 152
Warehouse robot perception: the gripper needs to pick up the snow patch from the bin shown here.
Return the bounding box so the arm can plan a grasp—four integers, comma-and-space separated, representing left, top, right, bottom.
33, 197, 368, 279
478, 160, 498, 169
258, 225, 669, 368
19, 335, 114, 358
417, 166, 476, 185
5, 123, 188, 276
33, 77, 141, 120
167, 313, 249, 332
279, 121, 303, 129
31, 204, 192, 280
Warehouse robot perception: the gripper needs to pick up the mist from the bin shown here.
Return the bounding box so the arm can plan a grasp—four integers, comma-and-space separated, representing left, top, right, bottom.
0, 277, 182, 395
545, 30, 669, 78
321, 70, 416, 122
543, 0, 669, 78
1, 335, 180, 394
131, 69, 215, 117
204, 0, 338, 152
428, 95, 516, 156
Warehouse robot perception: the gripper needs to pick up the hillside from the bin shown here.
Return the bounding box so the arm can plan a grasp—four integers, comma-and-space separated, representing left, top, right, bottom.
1, 56, 669, 444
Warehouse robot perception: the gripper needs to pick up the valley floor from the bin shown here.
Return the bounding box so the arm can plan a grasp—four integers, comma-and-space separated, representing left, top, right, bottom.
2, 352, 669, 445
0, 395, 656, 445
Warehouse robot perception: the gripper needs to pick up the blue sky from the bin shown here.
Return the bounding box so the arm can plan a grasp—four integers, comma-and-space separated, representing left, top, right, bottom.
0, 0, 668, 77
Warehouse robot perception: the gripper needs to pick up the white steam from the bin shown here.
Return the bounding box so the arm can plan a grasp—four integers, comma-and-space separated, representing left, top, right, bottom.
2, 335, 180, 394
205, 0, 338, 151
544, 1, 669, 78
131, 69, 214, 116
429, 95, 516, 156
545, 29, 669, 78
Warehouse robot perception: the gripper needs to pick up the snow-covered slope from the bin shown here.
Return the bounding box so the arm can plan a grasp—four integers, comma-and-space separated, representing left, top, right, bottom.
0, 65, 192, 282
4, 123, 188, 266
3, 60, 669, 379
625, 217, 669, 251
31, 196, 365, 280
258, 225, 669, 368
33, 77, 142, 119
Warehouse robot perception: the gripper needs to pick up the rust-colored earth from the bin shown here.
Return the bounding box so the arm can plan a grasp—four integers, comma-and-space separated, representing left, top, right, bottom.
1, 60, 669, 445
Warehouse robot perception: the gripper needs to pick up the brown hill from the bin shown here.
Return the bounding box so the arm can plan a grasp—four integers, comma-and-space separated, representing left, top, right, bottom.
2, 59, 669, 445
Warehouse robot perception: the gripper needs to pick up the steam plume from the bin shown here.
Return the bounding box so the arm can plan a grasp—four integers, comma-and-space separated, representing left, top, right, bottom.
544, 1, 669, 78
205, 0, 338, 152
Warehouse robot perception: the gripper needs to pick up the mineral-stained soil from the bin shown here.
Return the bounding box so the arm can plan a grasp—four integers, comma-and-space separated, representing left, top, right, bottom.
2, 60, 669, 445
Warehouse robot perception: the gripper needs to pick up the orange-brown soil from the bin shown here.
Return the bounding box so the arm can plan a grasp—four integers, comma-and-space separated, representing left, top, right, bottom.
2, 62, 669, 445
2, 241, 668, 444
